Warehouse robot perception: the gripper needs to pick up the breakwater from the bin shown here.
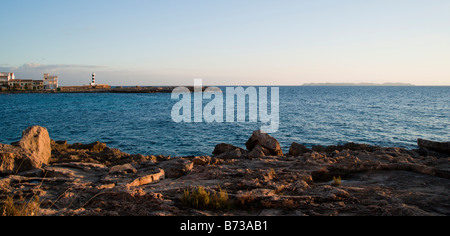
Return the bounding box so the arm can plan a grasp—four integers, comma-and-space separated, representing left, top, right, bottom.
0, 86, 197, 94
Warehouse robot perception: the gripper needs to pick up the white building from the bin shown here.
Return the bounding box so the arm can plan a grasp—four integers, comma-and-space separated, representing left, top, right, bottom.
1, 72, 49, 90
43, 73, 59, 90
0, 72, 14, 83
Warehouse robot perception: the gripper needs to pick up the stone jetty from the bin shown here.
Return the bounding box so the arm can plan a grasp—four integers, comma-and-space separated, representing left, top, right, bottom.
0, 86, 202, 94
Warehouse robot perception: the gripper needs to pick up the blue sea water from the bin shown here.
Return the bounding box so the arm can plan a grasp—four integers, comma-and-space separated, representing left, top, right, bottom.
0, 86, 448, 156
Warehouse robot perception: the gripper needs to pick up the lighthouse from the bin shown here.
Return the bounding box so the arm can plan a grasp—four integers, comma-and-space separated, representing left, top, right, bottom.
90, 73, 96, 86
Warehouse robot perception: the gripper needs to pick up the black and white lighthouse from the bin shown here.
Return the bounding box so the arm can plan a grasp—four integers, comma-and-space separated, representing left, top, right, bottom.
90, 73, 96, 86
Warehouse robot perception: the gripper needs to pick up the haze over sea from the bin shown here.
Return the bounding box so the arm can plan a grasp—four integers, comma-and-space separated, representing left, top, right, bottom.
1, 86, 448, 157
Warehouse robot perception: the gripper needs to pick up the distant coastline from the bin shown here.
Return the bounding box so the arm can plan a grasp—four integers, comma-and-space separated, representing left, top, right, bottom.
302, 82, 415, 86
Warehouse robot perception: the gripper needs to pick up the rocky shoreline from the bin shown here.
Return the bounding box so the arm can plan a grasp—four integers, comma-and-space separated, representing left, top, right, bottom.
1, 126, 449, 216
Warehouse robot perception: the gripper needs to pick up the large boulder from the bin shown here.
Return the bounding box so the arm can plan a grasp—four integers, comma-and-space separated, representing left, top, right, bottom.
0, 126, 51, 174
245, 130, 283, 156
213, 143, 245, 155
213, 143, 248, 160
418, 139, 450, 155
215, 148, 248, 160
159, 159, 194, 178
18, 126, 52, 164
248, 145, 271, 159
289, 142, 311, 156
0, 145, 24, 174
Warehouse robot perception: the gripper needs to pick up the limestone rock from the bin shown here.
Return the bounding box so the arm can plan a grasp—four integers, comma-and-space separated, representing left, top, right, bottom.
213, 143, 245, 155
289, 142, 311, 156
248, 145, 271, 159
339, 143, 378, 152
4, 127, 450, 216
0, 126, 52, 174
215, 148, 247, 160
101, 162, 165, 188
312, 145, 326, 153
110, 163, 137, 175
18, 126, 52, 166
127, 168, 165, 187
418, 139, 450, 155
159, 159, 193, 178
245, 130, 283, 156
51, 140, 69, 151
192, 156, 211, 166
0, 149, 21, 174
71, 141, 107, 152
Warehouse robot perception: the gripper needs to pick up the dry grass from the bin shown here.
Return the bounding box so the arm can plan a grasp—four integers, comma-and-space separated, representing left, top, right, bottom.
182, 186, 231, 211
1, 172, 47, 216
235, 192, 257, 208
274, 184, 288, 195
1, 195, 41, 216
332, 176, 342, 187
282, 198, 297, 209
263, 168, 277, 182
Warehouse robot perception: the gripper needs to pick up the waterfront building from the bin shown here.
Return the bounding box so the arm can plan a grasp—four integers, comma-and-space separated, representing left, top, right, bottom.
8, 79, 34, 90
33, 80, 44, 90
0, 72, 14, 83
43, 73, 59, 90
1, 72, 54, 90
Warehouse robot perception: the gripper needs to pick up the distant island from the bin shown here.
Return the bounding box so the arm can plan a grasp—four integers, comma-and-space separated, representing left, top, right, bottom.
302, 82, 415, 86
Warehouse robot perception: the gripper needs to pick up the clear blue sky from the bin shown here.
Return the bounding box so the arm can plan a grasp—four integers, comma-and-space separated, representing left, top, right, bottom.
1, 0, 449, 86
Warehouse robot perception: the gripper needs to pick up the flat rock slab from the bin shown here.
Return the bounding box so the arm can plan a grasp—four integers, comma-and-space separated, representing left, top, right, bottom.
126, 169, 165, 187
41, 162, 165, 189
102, 162, 165, 188
44, 163, 108, 184
158, 159, 193, 178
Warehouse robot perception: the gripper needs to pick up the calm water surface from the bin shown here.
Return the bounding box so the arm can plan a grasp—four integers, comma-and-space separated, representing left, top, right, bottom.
0, 86, 448, 156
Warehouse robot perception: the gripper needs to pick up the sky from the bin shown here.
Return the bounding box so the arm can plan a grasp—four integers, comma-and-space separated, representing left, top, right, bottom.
1, 0, 449, 86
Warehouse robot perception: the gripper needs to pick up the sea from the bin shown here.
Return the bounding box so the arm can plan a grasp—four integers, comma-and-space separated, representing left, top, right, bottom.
0, 86, 448, 156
